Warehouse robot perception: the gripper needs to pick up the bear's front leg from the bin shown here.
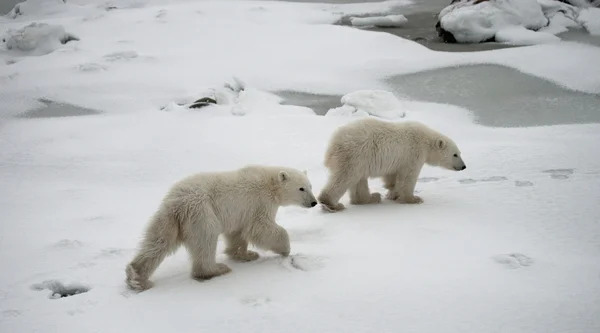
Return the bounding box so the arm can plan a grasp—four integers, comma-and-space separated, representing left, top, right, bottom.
246, 222, 290, 257
390, 166, 424, 204
224, 230, 259, 262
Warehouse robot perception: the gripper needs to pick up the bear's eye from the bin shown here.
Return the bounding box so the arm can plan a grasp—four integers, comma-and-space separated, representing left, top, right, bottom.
453, 154, 458, 157
299, 187, 305, 192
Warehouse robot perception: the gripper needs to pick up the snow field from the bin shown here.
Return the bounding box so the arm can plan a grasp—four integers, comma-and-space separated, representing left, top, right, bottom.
0, 0, 599, 332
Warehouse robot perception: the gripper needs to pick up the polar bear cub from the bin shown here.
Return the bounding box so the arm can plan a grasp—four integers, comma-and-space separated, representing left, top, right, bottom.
125, 165, 318, 291
318, 118, 466, 212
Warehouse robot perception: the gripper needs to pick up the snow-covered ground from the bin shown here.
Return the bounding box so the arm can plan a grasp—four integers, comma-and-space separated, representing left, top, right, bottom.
1, 1, 600, 332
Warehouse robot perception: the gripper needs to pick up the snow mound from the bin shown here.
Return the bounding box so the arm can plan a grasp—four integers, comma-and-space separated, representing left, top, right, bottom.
349, 14, 408, 27
1, 22, 79, 56
495, 26, 561, 45
326, 90, 406, 119
438, 0, 548, 43
163, 78, 315, 117
578, 8, 600, 35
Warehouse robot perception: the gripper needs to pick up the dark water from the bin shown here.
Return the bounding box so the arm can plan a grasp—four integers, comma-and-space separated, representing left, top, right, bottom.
277, 64, 600, 127
0, 0, 21, 15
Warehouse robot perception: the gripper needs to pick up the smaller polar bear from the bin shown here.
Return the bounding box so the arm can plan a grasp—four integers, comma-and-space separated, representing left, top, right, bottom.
318, 118, 466, 212
125, 165, 318, 291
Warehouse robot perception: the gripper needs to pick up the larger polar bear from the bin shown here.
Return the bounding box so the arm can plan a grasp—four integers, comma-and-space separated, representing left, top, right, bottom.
318, 118, 467, 212
125, 165, 318, 291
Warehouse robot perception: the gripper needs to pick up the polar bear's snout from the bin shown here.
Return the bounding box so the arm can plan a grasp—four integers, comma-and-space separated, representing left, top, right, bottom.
303, 193, 318, 208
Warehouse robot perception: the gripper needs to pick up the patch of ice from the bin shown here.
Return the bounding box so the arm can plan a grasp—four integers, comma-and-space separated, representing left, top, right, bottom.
1, 22, 79, 56
578, 8, 600, 35
326, 90, 406, 119
438, 0, 549, 43
349, 14, 408, 27
495, 26, 561, 45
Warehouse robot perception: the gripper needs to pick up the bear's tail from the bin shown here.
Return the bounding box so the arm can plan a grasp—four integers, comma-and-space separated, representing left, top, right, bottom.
125, 209, 181, 291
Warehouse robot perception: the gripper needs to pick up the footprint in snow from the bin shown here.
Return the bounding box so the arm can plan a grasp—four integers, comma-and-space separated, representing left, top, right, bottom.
543, 168, 574, 180
280, 254, 326, 272
417, 177, 439, 183
241, 296, 271, 307
76, 62, 108, 72
514, 180, 534, 187
458, 176, 508, 185
31, 280, 91, 299
492, 253, 533, 269
50, 239, 84, 250
1, 309, 22, 319
103, 51, 139, 62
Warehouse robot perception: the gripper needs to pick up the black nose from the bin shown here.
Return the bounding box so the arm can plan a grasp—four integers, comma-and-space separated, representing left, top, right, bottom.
311, 201, 317, 207
461, 165, 467, 170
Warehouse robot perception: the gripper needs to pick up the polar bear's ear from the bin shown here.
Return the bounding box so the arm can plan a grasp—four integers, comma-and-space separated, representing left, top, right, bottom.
435, 138, 446, 150
279, 171, 290, 182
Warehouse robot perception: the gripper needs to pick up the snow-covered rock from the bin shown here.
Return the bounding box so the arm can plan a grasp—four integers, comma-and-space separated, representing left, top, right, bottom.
349, 14, 408, 27
163, 78, 315, 116
436, 0, 600, 44
578, 8, 600, 35
538, 0, 581, 34
437, 0, 548, 43
1, 23, 79, 56
325, 90, 406, 119
495, 26, 561, 45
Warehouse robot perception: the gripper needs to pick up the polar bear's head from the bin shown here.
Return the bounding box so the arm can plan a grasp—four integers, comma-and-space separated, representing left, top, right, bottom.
427, 136, 467, 171
278, 169, 318, 208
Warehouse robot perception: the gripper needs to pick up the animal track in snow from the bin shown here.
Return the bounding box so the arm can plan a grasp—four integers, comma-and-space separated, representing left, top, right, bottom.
543, 168, 574, 180
492, 253, 534, 269
103, 51, 139, 62
1, 309, 22, 318
417, 177, 439, 183
76, 62, 108, 72
514, 180, 534, 187
95, 247, 131, 258
31, 280, 90, 299
50, 239, 84, 249
281, 254, 326, 272
241, 296, 271, 307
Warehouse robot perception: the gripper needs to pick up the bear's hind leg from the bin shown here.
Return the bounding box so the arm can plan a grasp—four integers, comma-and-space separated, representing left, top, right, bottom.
126, 210, 180, 291
349, 177, 381, 205
224, 230, 259, 262
182, 213, 231, 280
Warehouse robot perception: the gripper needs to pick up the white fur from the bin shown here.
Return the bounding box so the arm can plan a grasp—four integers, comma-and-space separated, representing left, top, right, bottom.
125, 165, 317, 291
318, 118, 466, 212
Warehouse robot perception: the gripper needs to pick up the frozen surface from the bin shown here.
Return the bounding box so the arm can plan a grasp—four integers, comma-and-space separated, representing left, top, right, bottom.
0, 1, 599, 333
326, 89, 406, 119
349, 14, 408, 27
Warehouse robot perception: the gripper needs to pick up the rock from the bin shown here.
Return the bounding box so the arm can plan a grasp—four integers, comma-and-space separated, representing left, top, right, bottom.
436, 0, 549, 44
